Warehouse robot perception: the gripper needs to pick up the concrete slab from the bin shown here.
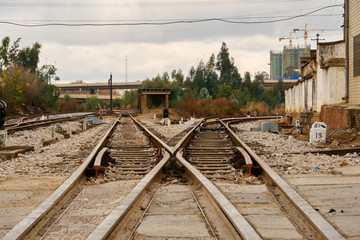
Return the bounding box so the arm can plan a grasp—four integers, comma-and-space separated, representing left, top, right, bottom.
224, 192, 271, 204
147, 185, 198, 215
0, 146, 34, 160
284, 174, 360, 239
329, 216, 360, 238
0, 176, 65, 238
215, 182, 303, 240
284, 174, 360, 185
246, 214, 299, 229
294, 185, 360, 206
234, 205, 284, 215
43, 180, 139, 239
251, 228, 303, 240
134, 184, 213, 238
136, 215, 211, 238
147, 201, 198, 215
215, 182, 268, 193
337, 165, 360, 175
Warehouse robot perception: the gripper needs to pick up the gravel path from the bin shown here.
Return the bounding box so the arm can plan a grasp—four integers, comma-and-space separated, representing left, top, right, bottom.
140, 117, 199, 141
0, 117, 117, 178
233, 121, 360, 175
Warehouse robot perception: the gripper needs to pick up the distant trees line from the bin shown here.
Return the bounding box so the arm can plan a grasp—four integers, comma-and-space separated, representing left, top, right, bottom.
132, 42, 285, 116
1, 36, 284, 116
49, 42, 287, 116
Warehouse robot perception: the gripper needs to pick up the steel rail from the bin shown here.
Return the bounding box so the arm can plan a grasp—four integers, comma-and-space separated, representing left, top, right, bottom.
129, 114, 173, 153
220, 116, 282, 124
221, 119, 345, 240
5, 113, 94, 133
176, 151, 262, 240
86, 113, 177, 239
88, 117, 262, 240
86, 151, 171, 240
2, 118, 119, 240
171, 118, 203, 155
191, 191, 218, 240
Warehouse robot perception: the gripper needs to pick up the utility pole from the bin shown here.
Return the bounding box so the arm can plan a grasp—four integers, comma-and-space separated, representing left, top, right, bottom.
108, 73, 113, 113
311, 34, 325, 45
125, 56, 128, 83
294, 24, 342, 57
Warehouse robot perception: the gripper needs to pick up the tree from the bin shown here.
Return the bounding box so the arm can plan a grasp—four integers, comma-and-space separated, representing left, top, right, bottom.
217, 84, 233, 101
0, 36, 60, 113
171, 69, 184, 84
0, 37, 10, 69
198, 87, 212, 100
216, 42, 241, 89
63, 94, 75, 103
192, 60, 206, 93
162, 72, 170, 83
84, 96, 106, 110
254, 71, 269, 81
204, 54, 219, 98
122, 90, 138, 108
17, 42, 41, 73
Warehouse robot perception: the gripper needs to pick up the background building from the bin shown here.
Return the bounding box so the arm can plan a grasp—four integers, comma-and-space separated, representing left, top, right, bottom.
270, 45, 310, 79
270, 50, 282, 79
349, 0, 360, 103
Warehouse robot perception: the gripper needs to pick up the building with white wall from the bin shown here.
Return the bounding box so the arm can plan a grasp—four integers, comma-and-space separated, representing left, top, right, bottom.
285, 41, 346, 126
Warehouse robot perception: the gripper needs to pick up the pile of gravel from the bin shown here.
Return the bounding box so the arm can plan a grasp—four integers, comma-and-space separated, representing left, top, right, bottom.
0, 117, 117, 177
233, 121, 360, 175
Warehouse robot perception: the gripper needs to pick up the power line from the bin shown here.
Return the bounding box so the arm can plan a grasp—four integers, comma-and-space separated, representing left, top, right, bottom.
3, 14, 341, 23
0, 4, 342, 27
0, 0, 318, 8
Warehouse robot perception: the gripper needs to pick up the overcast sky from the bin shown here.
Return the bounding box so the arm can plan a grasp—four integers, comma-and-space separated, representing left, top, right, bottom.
0, 0, 344, 83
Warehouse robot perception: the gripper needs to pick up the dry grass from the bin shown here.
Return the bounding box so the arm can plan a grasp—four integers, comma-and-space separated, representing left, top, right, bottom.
57, 100, 84, 113
177, 98, 239, 117
244, 102, 270, 116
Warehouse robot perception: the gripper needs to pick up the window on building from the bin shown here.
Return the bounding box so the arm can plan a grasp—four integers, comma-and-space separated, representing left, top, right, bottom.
354, 34, 360, 77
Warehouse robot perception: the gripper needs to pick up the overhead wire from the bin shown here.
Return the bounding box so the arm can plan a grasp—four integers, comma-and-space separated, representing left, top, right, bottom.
0, 0, 320, 8
0, 4, 343, 27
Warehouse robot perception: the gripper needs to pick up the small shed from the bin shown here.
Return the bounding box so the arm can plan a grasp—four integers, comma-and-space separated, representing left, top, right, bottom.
138, 88, 171, 113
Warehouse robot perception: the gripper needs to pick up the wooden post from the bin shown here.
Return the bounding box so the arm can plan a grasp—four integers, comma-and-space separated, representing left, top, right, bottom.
165, 93, 169, 108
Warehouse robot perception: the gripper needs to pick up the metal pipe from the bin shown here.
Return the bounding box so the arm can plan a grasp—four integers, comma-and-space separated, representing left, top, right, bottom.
108, 73, 113, 112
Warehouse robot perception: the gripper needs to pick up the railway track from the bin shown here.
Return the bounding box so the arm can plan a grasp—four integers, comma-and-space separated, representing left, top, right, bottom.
4, 113, 94, 133
1, 114, 164, 240
3, 115, 346, 240
87, 117, 345, 239
183, 122, 307, 239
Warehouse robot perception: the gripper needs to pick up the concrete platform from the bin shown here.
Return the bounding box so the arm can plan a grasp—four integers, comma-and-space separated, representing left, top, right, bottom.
0, 146, 34, 160
215, 182, 303, 240
43, 180, 139, 240
283, 173, 360, 239
135, 184, 211, 239
0, 176, 66, 238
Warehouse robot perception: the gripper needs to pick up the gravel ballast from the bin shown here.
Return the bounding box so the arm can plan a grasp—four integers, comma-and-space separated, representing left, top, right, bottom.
233, 121, 360, 175
0, 117, 117, 177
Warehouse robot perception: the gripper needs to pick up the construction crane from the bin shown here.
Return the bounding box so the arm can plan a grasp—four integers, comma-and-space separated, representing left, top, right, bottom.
293, 24, 342, 57
279, 32, 315, 48
279, 32, 294, 47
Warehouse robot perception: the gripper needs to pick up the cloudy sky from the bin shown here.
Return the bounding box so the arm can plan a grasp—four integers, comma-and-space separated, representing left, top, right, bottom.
0, 0, 344, 83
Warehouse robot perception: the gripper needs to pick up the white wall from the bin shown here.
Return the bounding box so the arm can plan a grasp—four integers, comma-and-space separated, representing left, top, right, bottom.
285, 41, 345, 114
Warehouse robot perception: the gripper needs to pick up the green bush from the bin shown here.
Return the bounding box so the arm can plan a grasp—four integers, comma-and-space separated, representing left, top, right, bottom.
84, 96, 105, 110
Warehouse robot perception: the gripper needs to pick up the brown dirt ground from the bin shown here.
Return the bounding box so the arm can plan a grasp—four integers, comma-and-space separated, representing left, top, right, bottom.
135, 108, 185, 122
280, 125, 360, 149
138, 109, 360, 150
